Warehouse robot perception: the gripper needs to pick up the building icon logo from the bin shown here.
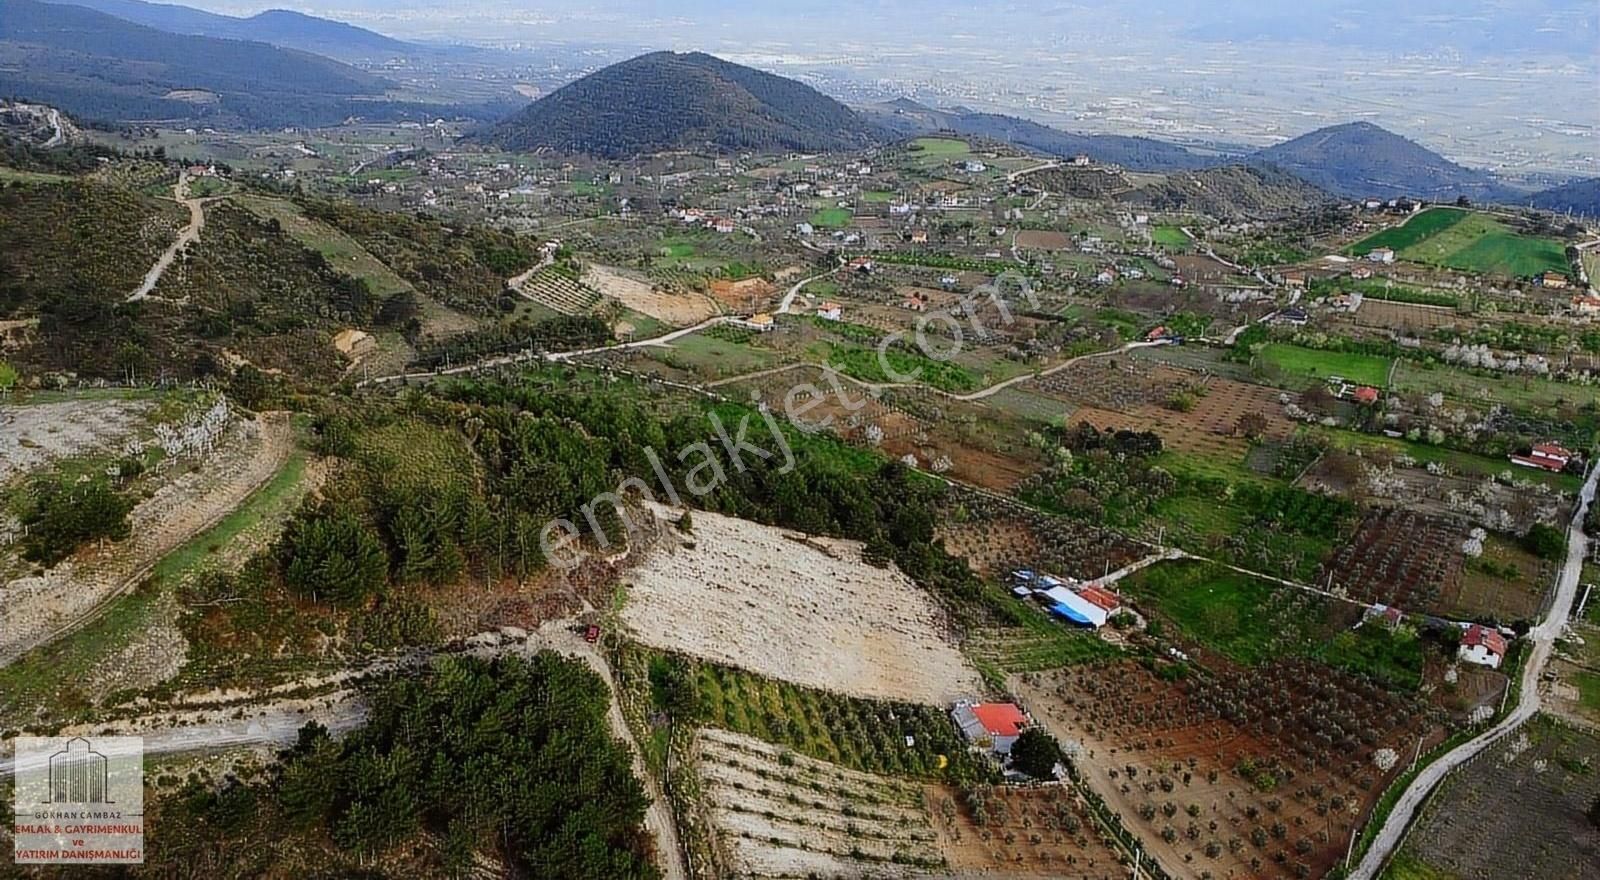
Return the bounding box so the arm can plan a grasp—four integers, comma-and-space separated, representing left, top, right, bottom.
47, 737, 112, 805
12, 735, 145, 865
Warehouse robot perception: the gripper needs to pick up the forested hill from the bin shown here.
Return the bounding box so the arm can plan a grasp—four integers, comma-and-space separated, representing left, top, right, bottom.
35, 0, 413, 59
1528, 177, 1600, 218
1248, 121, 1506, 201
1123, 164, 1334, 219
481, 51, 882, 158
0, 0, 463, 128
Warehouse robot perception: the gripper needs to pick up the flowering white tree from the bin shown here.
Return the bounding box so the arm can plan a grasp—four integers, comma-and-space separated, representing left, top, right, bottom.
1373, 749, 1398, 772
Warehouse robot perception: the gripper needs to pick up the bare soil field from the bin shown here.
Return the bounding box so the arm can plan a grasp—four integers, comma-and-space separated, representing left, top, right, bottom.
0, 396, 153, 483
0, 413, 295, 665
586, 263, 719, 324
1015, 658, 1439, 880
1396, 716, 1600, 880
925, 782, 1128, 877
1348, 300, 1460, 334
1321, 509, 1467, 613
1014, 230, 1074, 250
619, 508, 983, 705
693, 727, 945, 878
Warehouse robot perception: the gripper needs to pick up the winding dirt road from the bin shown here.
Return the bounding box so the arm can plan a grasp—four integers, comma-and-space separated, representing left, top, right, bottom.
129, 171, 205, 302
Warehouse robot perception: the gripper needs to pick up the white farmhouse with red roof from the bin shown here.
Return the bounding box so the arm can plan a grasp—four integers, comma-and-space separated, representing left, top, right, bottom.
1458, 624, 1507, 669
1510, 443, 1573, 473
951, 701, 1028, 755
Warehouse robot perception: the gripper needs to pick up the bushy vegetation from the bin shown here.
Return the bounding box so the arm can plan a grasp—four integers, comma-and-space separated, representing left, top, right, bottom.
150, 654, 658, 877
301, 198, 542, 315
663, 648, 994, 783
20, 475, 134, 565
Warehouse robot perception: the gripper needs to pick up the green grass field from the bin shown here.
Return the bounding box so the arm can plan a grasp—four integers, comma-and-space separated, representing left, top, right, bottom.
1382, 853, 1460, 880
1259, 343, 1391, 387
1151, 226, 1191, 248
862, 190, 898, 203
1121, 561, 1329, 665
1350, 208, 1469, 254
809, 207, 853, 229
1351, 208, 1570, 279
908, 137, 972, 156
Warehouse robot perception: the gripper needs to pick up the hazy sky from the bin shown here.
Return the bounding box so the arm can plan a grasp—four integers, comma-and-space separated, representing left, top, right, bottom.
157, 1, 1600, 174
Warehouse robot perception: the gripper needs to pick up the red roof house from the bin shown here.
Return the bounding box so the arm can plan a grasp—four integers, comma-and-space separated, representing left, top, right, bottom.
1351, 386, 1380, 405
1458, 624, 1507, 669
952, 701, 1028, 754
1511, 443, 1573, 473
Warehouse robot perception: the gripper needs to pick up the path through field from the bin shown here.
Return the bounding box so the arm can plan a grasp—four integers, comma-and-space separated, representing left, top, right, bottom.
128, 171, 205, 302
1350, 459, 1600, 879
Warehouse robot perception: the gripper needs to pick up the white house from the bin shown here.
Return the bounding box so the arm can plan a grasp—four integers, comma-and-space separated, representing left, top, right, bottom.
1458, 624, 1507, 669
1367, 247, 1396, 264
816, 301, 843, 321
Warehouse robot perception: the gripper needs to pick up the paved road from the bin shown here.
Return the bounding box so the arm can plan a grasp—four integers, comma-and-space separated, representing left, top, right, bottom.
1350, 459, 1600, 879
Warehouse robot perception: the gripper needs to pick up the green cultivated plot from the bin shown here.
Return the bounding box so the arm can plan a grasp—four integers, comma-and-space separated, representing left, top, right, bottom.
908, 137, 972, 156
1351, 208, 1570, 279
1259, 343, 1391, 387
809, 207, 852, 229
1349, 207, 1469, 254
1151, 226, 1190, 248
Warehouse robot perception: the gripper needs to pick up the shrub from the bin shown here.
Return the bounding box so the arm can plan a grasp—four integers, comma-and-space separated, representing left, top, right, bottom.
21, 476, 133, 565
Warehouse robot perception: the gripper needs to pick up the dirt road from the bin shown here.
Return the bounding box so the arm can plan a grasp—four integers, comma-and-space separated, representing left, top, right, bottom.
0, 622, 690, 880
129, 171, 205, 302
1349, 460, 1600, 879
0, 413, 297, 667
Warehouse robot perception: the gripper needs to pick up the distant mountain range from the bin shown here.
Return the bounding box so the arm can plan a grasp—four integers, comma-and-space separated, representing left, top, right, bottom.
862, 98, 1215, 172
480, 51, 878, 158
0, 0, 497, 128
34, 0, 413, 59
1528, 177, 1600, 218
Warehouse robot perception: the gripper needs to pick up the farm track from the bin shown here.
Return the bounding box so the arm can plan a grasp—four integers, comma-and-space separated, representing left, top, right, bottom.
128, 171, 205, 302
1350, 459, 1600, 879
0, 414, 296, 668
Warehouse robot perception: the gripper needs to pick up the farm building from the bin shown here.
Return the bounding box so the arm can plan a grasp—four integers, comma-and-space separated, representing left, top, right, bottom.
1538, 272, 1570, 289
815, 302, 843, 322
1367, 247, 1396, 264
1510, 443, 1573, 473
951, 701, 1028, 755
1458, 624, 1507, 669
1040, 586, 1109, 629
1078, 586, 1122, 615
730, 313, 775, 333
